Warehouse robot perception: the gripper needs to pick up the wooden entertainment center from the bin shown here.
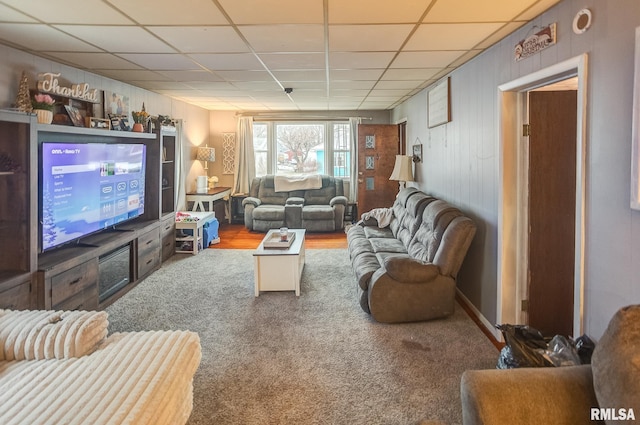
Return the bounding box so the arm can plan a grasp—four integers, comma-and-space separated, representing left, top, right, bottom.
0, 110, 177, 311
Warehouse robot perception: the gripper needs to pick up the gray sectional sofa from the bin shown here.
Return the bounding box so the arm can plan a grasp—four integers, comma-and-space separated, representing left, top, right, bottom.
347, 187, 477, 323
243, 174, 348, 232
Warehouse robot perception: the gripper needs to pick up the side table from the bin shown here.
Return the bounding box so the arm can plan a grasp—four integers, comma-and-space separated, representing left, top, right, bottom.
175, 211, 216, 255
186, 187, 231, 222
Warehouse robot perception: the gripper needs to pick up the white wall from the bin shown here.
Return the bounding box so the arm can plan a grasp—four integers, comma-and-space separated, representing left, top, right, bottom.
0, 44, 212, 207
392, 0, 640, 339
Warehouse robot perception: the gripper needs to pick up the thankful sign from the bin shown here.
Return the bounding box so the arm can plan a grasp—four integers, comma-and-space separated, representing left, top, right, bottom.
36, 72, 100, 103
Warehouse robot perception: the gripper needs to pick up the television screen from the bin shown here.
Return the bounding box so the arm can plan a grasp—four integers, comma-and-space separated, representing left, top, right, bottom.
40, 142, 146, 252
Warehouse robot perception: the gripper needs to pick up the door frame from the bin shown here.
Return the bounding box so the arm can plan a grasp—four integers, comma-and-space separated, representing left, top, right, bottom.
496, 54, 588, 339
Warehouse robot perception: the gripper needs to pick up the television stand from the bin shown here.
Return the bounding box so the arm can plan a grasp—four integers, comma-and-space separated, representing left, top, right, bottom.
103, 226, 135, 233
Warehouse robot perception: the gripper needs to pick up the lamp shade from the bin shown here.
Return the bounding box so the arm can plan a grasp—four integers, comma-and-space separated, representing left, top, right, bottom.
197, 146, 216, 162
389, 155, 414, 182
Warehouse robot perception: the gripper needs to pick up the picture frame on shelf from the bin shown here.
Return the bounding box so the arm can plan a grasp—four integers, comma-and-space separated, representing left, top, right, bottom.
64, 105, 85, 127
89, 117, 110, 130
108, 114, 130, 131
104, 90, 129, 116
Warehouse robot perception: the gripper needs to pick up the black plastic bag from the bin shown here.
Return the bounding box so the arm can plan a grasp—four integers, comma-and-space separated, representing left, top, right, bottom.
496, 324, 553, 369
575, 334, 595, 364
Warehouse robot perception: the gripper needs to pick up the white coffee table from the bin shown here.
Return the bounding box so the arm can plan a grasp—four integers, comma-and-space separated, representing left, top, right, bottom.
253, 229, 306, 296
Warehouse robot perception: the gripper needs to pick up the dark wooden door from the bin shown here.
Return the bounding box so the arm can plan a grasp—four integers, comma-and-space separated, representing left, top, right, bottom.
357, 124, 399, 214
527, 90, 577, 337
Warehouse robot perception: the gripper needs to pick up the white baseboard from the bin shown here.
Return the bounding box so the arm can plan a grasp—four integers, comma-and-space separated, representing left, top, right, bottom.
456, 289, 503, 342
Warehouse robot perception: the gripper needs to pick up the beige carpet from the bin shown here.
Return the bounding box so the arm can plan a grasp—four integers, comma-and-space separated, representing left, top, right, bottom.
106, 249, 498, 425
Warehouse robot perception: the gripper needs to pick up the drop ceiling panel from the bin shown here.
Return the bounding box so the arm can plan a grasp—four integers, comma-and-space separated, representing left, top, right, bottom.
425, 0, 541, 22
328, 0, 429, 24
45, 52, 142, 70
107, 0, 229, 25
0, 0, 563, 111
329, 24, 414, 51
54, 25, 175, 53
330, 52, 395, 69
218, 0, 324, 24
239, 25, 325, 52
405, 23, 505, 50
1, 0, 133, 24
116, 54, 200, 70
148, 26, 249, 53
0, 24, 100, 52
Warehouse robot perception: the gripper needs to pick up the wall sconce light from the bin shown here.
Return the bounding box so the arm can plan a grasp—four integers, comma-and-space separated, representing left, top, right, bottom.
196, 145, 216, 170
389, 155, 414, 190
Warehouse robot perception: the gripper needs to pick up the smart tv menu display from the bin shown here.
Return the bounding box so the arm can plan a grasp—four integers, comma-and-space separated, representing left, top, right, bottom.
40, 142, 146, 251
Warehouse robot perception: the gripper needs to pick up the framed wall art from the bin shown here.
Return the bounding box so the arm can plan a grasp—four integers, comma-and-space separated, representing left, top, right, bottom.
104, 91, 129, 117
428, 77, 451, 128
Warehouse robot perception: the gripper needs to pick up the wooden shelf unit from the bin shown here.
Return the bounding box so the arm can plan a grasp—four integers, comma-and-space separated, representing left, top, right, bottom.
0, 111, 178, 310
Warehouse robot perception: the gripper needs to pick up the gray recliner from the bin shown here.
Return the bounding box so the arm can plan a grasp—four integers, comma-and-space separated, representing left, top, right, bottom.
242, 175, 347, 232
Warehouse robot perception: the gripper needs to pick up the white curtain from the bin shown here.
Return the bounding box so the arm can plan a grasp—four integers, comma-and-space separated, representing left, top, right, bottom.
349, 117, 361, 202
174, 119, 186, 211
233, 116, 255, 195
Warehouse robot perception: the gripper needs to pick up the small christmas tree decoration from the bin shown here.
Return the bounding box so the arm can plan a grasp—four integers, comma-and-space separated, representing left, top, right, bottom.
15, 71, 32, 113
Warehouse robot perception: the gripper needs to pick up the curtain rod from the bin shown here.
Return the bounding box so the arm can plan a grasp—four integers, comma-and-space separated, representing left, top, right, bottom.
235, 113, 373, 121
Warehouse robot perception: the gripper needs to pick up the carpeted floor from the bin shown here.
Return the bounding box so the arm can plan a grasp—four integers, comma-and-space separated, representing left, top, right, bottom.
106, 249, 498, 425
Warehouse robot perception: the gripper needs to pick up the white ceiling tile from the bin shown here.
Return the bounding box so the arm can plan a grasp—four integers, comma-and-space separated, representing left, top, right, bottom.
108, 0, 229, 25
0, 4, 36, 22
374, 80, 422, 90
218, 0, 324, 24
424, 0, 540, 22
330, 52, 395, 69
516, 0, 563, 20
1, 0, 133, 24
189, 53, 264, 70
330, 69, 384, 80
278, 82, 327, 90
272, 70, 326, 81
369, 89, 414, 97
381, 68, 439, 80
156, 70, 224, 82
54, 25, 175, 53
328, 0, 429, 24
391, 51, 464, 68
475, 22, 526, 49
215, 70, 274, 81
231, 81, 283, 90
97, 69, 170, 81
148, 27, 249, 53
0, 24, 100, 52
131, 81, 193, 90
45, 53, 142, 70
330, 81, 376, 90
239, 25, 324, 52
115, 54, 200, 70
329, 24, 413, 51
184, 81, 239, 90
405, 23, 504, 50
259, 53, 326, 70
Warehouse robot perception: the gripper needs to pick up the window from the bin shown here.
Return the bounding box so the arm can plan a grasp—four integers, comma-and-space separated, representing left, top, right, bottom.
252, 121, 351, 179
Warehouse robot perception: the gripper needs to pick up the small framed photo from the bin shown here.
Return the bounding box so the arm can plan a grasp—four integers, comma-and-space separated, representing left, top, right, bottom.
65, 105, 85, 127
412, 144, 422, 162
108, 114, 130, 131
89, 117, 110, 130
365, 135, 375, 149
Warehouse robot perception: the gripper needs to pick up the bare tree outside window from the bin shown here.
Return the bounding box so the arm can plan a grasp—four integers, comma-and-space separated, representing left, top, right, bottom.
276, 124, 324, 174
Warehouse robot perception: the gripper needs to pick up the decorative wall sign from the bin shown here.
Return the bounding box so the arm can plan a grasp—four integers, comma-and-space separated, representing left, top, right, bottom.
365, 135, 375, 149
222, 132, 236, 174
428, 77, 451, 128
514, 23, 557, 62
36, 72, 100, 103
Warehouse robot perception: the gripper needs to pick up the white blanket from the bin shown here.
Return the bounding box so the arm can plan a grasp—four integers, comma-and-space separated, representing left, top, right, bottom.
274, 174, 322, 192
362, 207, 394, 228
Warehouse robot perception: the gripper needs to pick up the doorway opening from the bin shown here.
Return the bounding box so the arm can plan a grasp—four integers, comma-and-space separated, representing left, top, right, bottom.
497, 55, 588, 339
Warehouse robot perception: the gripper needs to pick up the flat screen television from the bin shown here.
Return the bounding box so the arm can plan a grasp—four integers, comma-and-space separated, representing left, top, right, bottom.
40, 142, 147, 252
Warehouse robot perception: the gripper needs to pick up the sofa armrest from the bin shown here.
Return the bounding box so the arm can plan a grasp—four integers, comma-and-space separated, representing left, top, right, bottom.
0, 309, 109, 361
242, 196, 262, 208
383, 256, 440, 283
330, 195, 348, 207
461, 365, 601, 425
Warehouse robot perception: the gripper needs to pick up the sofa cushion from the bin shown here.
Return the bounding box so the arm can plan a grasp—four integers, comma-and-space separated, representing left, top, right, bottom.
591, 304, 640, 425
304, 185, 336, 205
370, 237, 407, 254
258, 176, 289, 205
408, 200, 460, 263
252, 205, 285, 221
363, 226, 394, 239
302, 205, 334, 220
